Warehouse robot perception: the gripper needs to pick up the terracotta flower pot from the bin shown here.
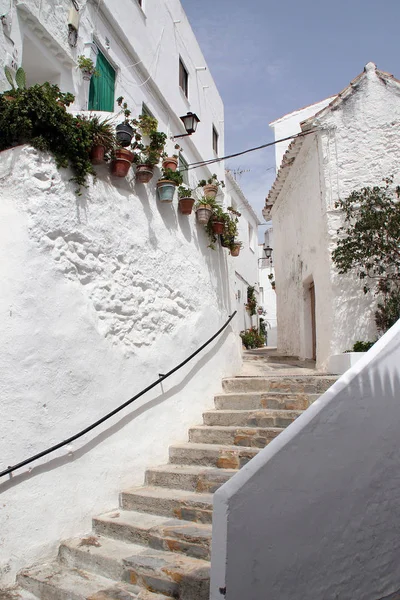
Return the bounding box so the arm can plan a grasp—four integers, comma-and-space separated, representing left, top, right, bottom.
111, 148, 134, 177
212, 220, 224, 235
230, 243, 241, 257
203, 183, 218, 199
157, 180, 176, 202
162, 157, 178, 172
178, 197, 195, 215
135, 164, 154, 184
196, 205, 212, 225
3, 95, 15, 102
90, 145, 106, 165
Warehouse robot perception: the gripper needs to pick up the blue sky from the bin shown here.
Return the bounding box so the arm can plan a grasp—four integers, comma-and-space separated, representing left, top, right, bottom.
181, 0, 400, 218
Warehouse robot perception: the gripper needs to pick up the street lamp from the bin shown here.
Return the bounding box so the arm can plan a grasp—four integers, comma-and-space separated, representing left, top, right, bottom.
258, 245, 273, 264
173, 112, 201, 138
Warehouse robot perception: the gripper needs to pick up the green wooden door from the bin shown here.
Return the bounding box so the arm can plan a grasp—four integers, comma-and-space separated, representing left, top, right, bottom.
88, 50, 115, 111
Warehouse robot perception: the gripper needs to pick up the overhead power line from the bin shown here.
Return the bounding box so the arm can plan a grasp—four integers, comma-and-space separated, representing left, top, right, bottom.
186, 129, 317, 171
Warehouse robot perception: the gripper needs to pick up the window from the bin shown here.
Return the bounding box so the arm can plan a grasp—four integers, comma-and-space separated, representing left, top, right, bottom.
179, 153, 189, 185
179, 58, 188, 98
248, 224, 255, 252
88, 50, 115, 111
136, 0, 142, 6
212, 125, 219, 155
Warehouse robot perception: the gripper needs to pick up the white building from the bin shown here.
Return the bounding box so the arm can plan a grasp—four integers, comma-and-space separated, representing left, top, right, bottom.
225, 170, 261, 336
0, 0, 260, 586
258, 226, 277, 347
264, 62, 400, 369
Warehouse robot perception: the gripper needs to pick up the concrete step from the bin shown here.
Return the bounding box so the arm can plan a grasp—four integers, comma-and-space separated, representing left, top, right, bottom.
203, 408, 302, 428
0, 588, 37, 600
189, 425, 283, 447
145, 464, 237, 493
120, 486, 213, 524
169, 442, 259, 468
60, 536, 210, 600
222, 375, 337, 394
214, 391, 319, 410
17, 561, 167, 600
93, 509, 212, 560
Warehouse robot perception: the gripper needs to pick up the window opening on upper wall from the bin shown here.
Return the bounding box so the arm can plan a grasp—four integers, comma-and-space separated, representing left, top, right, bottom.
179, 58, 189, 98
88, 49, 116, 112
179, 153, 189, 185
142, 102, 154, 118
212, 125, 219, 155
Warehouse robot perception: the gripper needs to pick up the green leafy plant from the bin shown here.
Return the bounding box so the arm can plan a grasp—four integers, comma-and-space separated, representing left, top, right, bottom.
220, 206, 240, 247
4, 66, 26, 91
240, 327, 264, 349
245, 286, 258, 315
116, 96, 132, 123
0, 82, 95, 192
351, 340, 375, 352
158, 168, 183, 185
198, 173, 225, 189
79, 114, 115, 152
268, 273, 276, 289
77, 55, 99, 77
138, 113, 158, 136
332, 176, 400, 333
178, 185, 193, 198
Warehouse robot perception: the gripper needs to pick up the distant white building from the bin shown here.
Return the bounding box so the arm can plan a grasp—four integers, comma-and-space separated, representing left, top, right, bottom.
264, 62, 400, 369
258, 226, 277, 347
225, 170, 260, 336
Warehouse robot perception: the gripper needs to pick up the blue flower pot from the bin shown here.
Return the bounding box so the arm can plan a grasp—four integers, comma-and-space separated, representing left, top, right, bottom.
157, 181, 176, 203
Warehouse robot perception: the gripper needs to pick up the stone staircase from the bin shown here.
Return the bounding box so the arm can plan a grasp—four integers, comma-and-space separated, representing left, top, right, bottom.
13, 373, 336, 600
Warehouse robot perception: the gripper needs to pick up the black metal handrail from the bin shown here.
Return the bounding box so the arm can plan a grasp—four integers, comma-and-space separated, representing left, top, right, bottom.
0, 311, 237, 479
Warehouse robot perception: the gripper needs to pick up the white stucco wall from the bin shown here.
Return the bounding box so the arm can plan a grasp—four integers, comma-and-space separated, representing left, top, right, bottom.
211, 318, 400, 600
0, 146, 241, 586
225, 172, 260, 336
270, 64, 400, 368
270, 96, 336, 170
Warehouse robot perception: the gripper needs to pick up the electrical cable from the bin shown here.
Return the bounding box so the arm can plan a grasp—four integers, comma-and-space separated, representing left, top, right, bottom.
185, 130, 317, 171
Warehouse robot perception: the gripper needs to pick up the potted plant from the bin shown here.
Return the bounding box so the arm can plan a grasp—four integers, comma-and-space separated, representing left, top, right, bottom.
162, 143, 181, 172
268, 273, 276, 291
115, 96, 135, 147
198, 173, 225, 200
230, 240, 243, 257
156, 168, 183, 202
3, 66, 26, 100
221, 206, 240, 248
177, 185, 195, 215
77, 55, 99, 80
78, 114, 115, 164
136, 129, 167, 184
195, 197, 217, 225
204, 204, 228, 249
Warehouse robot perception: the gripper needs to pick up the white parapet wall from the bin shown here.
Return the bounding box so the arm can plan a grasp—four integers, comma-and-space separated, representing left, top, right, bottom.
0, 146, 241, 586
211, 318, 400, 600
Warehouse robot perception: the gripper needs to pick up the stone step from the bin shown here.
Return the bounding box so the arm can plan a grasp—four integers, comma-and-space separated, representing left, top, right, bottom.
93, 509, 212, 561
222, 375, 337, 394
169, 442, 259, 468
120, 486, 213, 524
145, 464, 237, 493
203, 408, 302, 428
0, 588, 37, 600
189, 425, 283, 447
214, 391, 319, 410
17, 561, 167, 600
60, 536, 210, 600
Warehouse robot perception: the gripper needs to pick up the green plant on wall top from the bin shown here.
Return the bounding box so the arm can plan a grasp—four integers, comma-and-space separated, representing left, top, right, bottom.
332, 176, 400, 333
0, 82, 95, 192
4, 66, 26, 92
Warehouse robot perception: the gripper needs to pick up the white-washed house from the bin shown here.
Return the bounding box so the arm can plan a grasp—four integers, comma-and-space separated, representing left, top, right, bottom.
263, 62, 400, 369
0, 0, 257, 586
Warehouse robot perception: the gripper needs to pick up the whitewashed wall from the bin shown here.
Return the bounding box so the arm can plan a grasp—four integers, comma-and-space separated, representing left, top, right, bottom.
225, 171, 260, 336
270, 96, 335, 170
0, 145, 241, 587
271, 64, 400, 368
211, 318, 400, 600
258, 239, 277, 346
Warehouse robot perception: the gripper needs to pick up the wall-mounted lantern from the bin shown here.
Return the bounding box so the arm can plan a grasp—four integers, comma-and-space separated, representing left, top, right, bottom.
174, 112, 200, 138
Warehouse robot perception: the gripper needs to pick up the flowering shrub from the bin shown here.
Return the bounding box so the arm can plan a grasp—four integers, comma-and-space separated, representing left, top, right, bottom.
240, 327, 264, 349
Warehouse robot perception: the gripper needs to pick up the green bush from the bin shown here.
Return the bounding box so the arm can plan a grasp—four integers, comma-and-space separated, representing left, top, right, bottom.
0, 83, 94, 192
240, 327, 264, 349
352, 340, 375, 352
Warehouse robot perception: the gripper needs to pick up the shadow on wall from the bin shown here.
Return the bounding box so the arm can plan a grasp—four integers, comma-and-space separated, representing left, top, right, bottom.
212, 324, 400, 600
0, 327, 233, 495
